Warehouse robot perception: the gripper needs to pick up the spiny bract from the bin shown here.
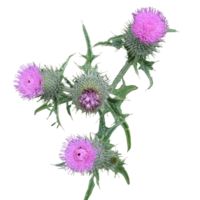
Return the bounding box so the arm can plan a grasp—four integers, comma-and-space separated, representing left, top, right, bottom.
66, 70, 111, 118
36, 64, 64, 103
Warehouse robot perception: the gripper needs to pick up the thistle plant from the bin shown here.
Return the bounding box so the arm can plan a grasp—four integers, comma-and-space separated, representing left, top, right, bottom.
13, 6, 177, 200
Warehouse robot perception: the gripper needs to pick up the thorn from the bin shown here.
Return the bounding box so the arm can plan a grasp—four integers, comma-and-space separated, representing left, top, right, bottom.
97, 185, 102, 190
126, 156, 129, 160
153, 68, 158, 72
79, 19, 85, 25
109, 30, 116, 36
136, 75, 142, 80
60, 125, 67, 132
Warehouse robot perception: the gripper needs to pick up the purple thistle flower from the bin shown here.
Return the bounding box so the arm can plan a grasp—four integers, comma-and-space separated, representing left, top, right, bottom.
131, 6, 171, 45
60, 135, 99, 175
78, 88, 101, 112
14, 63, 44, 100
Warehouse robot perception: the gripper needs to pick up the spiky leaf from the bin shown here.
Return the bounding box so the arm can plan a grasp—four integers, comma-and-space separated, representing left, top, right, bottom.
83, 24, 93, 66
106, 99, 131, 151
59, 54, 74, 75
167, 28, 182, 33
94, 34, 123, 51
84, 176, 95, 200
49, 102, 66, 132
116, 165, 130, 185
48, 162, 66, 170
138, 59, 155, 90
122, 121, 133, 154
107, 98, 130, 121
91, 51, 104, 63
96, 111, 110, 139
113, 79, 138, 100
104, 117, 125, 141
34, 102, 52, 115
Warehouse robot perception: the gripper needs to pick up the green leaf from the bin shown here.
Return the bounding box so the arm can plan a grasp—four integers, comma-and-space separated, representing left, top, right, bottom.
79, 63, 91, 74
108, 98, 123, 117
91, 51, 104, 63
77, 51, 87, 60
59, 51, 83, 76
49, 115, 61, 130
167, 29, 177, 33
103, 119, 125, 142
54, 100, 63, 129
139, 59, 154, 90
80, 20, 95, 70
132, 66, 141, 79
48, 162, 66, 170
113, 79, 138, 100
117, 165, 130, 185
107, 96, 130, 123
94, 34, 123, 51
64, 104, 73, 117
84, 176, 95, 200
34, 102, 52, 115
58, 93, 74, 118
57, 93, 72, 105
96, 111, 111, 139
94, 170, 101, 185
106, 99, 131, 151
49, 102, 66, 132
122, 121, 133, 154
44, 105, 56, 121
94, 41, 113, 47
63, 77, 73, 88
107, 98, 130, 121
133, 56, 139, 77
107, 96, 125, 104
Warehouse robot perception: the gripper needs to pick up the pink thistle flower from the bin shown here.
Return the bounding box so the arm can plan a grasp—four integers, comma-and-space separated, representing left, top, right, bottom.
131, 7, 169, 44
60, 135, 99, 175
14, 63, 44, 100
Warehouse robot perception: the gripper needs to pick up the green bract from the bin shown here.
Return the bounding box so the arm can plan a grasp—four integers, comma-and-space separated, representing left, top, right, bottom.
40, 67, 65, 102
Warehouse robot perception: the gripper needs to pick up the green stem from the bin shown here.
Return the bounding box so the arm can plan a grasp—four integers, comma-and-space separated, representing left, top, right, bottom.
111, 61, 132, 92
57, 105, 61, 121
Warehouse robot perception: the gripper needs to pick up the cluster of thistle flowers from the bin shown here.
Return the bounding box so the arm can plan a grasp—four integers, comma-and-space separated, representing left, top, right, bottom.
14, 7, 175, 199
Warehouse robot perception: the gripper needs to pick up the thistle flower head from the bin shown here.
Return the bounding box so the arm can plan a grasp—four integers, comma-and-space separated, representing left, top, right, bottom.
14, 63, 44, 100
124, 7, 168, 59
131, 7, 168, 44
60, 135, 99, 175
59, 135, 122, 175
70, 72, 110, 114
